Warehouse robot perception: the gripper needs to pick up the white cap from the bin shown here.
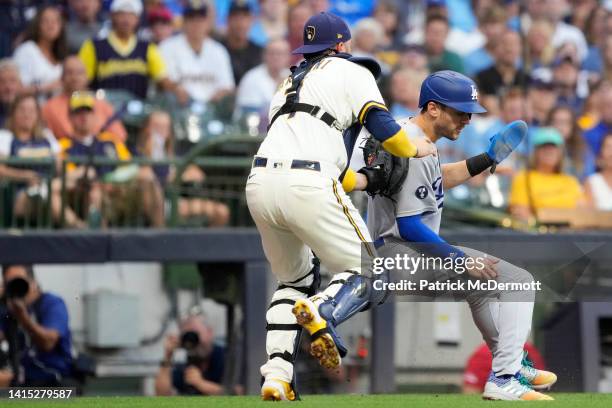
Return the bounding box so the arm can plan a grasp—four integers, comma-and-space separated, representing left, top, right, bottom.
110, 0, 143, 15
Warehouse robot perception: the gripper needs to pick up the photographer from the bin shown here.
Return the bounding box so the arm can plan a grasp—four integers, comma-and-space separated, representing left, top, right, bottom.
0, 264, 73, 387
154, 315, 226, 396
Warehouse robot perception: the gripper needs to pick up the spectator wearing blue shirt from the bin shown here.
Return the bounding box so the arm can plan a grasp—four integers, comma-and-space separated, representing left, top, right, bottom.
328, 0, 375, 26
248, 0, 287, 47
583, 84, 612, 158
551, 55, 587, 114
529, 78, 558, 127
463, 6, 508, 77
155, 314, 230, 396
389, 69, 426, 119
580, 5, 610, 74
546, 105, 594, 179
0, 264, 73, 387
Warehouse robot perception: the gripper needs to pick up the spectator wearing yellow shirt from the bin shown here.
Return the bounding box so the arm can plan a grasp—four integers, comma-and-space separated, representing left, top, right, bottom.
509, 127, 585, 221
78, 0, 177, 100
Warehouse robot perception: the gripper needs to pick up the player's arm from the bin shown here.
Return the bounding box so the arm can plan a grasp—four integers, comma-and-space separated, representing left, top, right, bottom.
396, 215, 466, 260
442, 153, 494, 189
362, 108, 435, 158
348, 65, 435, 159
396, 215, 498, 279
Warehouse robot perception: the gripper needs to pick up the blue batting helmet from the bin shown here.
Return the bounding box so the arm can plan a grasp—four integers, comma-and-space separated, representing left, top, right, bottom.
418, 70, 487, 114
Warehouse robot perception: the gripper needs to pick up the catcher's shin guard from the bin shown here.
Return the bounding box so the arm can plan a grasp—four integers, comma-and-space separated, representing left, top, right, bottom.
260, 259, 321, 395
319, 269, 390, 328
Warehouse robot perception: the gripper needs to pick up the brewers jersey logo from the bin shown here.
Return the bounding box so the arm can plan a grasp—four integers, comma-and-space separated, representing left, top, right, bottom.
306, 26, 316, 41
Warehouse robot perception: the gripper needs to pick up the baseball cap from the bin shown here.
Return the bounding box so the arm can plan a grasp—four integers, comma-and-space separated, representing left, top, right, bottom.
228, 0, 252, 15
184, 0, 208, 17
148, 5, 173, 24
532, 127, 563, 147
530, 77, 555, 91
69, 91, 95, 113
552, 55, 578, 68
401, 43, 426, 55
110, 0, 143, 16
292, 12, 351, 55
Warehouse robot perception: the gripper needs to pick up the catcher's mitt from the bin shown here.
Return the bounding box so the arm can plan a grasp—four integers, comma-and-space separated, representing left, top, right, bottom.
358, 136, 409, 198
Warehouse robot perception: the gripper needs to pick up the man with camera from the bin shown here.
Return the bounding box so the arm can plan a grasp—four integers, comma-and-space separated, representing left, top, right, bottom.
154, 315, 226, 396
0, 264, 73, 387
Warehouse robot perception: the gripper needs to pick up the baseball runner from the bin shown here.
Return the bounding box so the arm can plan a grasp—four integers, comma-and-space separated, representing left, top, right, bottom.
350, 71, 558, 401
246, 12, 435, 401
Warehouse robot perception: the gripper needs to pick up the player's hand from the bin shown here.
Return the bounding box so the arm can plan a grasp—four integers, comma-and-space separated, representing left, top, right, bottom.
163, 334, 179, 361
413, 137, 437, 158
466, 256, 499, 280
184, 365, 204, 387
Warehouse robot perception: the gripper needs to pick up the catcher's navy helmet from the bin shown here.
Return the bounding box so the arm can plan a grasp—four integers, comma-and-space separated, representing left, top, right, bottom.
418, 70, 487, 114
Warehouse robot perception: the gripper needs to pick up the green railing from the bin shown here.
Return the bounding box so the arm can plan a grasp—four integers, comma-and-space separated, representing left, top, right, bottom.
0, 154, 254, 230
0, 157, 55, 229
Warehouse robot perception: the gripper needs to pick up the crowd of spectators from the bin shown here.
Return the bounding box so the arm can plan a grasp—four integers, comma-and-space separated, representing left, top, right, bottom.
0, 0, 611, 228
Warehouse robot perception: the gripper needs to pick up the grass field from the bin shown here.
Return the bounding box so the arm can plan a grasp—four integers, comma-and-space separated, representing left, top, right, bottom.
5, 394, 612, 407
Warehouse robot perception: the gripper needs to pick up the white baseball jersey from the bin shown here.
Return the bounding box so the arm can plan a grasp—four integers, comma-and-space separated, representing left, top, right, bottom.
159, 34, 235, 103
256, 57, 386, 177
349, 118, 444, 238
248, 57, 384, 383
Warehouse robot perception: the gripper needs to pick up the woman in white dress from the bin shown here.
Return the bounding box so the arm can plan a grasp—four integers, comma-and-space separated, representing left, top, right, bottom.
12, 6, 67, 99
584, 133, 612, 210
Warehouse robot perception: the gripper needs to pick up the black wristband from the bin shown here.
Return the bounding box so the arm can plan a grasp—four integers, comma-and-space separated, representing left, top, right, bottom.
466, 153, 494, 177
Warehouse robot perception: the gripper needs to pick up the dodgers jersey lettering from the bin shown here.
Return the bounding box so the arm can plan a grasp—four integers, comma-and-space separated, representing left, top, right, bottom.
257, 57, 386, 174
350, 118, 444, 239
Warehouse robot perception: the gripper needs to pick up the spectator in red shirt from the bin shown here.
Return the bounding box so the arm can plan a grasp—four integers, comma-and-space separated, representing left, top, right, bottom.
463, 342, 546, 394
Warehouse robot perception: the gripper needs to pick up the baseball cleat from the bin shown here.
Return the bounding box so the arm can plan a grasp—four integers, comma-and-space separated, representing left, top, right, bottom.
261, 379, 296, 401
520, 352, 558, 390
292, 298, 342, 369
482, 372, 554, 401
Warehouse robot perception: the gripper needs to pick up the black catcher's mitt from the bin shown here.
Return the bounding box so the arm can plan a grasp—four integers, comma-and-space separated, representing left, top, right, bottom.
358, 137, 409, 198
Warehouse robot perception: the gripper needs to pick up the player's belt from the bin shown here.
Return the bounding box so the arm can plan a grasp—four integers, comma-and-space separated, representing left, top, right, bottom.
252, 157, 321, 171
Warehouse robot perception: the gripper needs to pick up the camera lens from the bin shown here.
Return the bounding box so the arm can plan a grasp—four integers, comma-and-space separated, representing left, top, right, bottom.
5, 278, 29, 299
180, 331, 200, 350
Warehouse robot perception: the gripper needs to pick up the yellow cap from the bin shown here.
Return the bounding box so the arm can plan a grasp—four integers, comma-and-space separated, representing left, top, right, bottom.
69, 91, 95, 113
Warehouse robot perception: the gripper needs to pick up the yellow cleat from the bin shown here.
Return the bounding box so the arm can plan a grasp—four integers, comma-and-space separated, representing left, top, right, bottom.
261, 379, 296, 401
292, 298, 342, 369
